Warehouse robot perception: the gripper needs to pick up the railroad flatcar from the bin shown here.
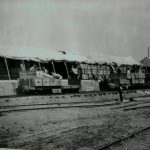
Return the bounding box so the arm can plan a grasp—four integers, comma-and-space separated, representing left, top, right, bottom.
17, 70, 81, 94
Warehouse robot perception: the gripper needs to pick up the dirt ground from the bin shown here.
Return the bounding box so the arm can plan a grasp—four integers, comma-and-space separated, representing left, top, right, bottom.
0, 92, 150, 150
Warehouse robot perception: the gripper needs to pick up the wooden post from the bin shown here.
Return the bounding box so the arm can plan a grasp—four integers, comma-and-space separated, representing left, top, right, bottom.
64, 61, 70, 79
38, 62, 41, 69
4, 57, 11, 80
51, 60, 56, 73
22, 60, 26, 71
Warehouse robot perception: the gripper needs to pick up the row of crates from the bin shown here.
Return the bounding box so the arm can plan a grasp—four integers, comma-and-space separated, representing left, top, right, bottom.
82, 73, 146, 82
80, 64, 110, 70
111, 74, 127, 79
113, 78, 145, 85
111, 73, 145, 79
19, 71, 36, 79
82, 74, 110, 80
120, 79, 130, 85
80, 64, 99, 69
132, 78, 145, 84
82, 69, 110, 76
127, 73, 145, 79
20, 78, 62, 87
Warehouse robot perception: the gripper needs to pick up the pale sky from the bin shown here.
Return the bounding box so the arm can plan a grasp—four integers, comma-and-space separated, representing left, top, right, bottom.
0, 0, 150, 60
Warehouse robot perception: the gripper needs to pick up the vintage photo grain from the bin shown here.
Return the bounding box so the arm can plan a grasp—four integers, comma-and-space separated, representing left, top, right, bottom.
0, 0, 150, 150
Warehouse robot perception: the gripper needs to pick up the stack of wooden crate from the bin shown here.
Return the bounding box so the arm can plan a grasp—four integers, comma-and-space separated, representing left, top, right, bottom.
131, 71, 145, 84
80, 63, 89, 80
80, 63, 112, 80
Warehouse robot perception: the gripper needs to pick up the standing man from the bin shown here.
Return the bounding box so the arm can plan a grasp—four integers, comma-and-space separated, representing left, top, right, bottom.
117, 66, 123, 102
118, 85, 123, 102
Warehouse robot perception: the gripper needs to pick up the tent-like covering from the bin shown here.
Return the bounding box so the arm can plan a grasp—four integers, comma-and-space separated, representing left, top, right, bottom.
123, 56, 141, 65
0, 47, 140, 65
0, 48, 88, 62
84, 52, 140, 65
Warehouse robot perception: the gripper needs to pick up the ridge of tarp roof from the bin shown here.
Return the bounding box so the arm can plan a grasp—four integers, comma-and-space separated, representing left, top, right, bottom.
0, 47, 140, 65
35, 51, 88, 62
87, 53, 141, 65
0, 47, 90, 62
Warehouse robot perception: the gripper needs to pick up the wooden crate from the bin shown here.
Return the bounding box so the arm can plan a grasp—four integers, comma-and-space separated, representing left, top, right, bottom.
84, 69, 89, 74
80, 80, 99, 91
50, 78, 62, 86
131, 73, 135, 79
120, 79, 130, 85
132, 78, 139, 84
135, 73, 139, 78
19, 72, 27, 79
92, 69, 98, 75
127, 72, 131, 79
87, 64, 92, 69
104, 70, 110, 75
88, 74, 93, 79
27, 71, 36, 78
139, 73, 145, 78
35, 78, 42, 86
91, 65, 97, 69
98, 70, 104, 75
139, 78, 145, 84
82, 74, 89, 80
36, 71, 44, 78
43, 78, 50, 86
87, 69, 92, 74
80, 63, 88, 69
29, 78, 35, 87
61, 79, 68, 86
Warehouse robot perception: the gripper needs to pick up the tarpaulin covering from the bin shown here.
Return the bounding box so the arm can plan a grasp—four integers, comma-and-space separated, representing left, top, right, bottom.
0, 47, 140, 65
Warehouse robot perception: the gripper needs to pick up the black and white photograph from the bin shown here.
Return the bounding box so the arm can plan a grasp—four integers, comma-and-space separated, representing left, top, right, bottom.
0, 0, 150, 149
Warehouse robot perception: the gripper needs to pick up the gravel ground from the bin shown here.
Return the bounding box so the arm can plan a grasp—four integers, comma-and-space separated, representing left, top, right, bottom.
0, 93, 150, 150
107, 128, 150, 150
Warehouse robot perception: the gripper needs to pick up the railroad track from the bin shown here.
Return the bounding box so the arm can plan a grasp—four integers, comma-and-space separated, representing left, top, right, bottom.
112, 99, 150, 110
0, 89, 138, 99
1, 100, 150, 114
0, 101, 120, 113
98, 125, 150, 150
1, 94, 150, 113
0, 100, 116, 108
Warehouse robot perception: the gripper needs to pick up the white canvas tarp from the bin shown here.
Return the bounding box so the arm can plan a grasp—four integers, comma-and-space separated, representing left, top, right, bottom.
0, 47, 140, 65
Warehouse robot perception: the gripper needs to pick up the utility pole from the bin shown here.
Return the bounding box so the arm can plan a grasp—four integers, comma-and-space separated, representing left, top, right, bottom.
148, 47, 150, 57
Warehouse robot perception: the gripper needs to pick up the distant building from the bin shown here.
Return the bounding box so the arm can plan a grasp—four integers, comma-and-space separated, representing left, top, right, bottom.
140, 57, 150, 68
140, 57, 150, 85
